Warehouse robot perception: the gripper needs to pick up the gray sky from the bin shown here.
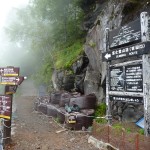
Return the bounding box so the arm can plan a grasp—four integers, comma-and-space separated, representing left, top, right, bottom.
0, 0, 36, 76
0, 0, 29, 28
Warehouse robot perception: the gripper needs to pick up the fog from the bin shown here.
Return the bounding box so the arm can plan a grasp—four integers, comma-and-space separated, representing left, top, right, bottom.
0, 0, 39, 77
0, 27, 39, 76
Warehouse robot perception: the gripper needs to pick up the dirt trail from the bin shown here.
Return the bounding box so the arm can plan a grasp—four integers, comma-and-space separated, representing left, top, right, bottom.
5, 80, 98, 150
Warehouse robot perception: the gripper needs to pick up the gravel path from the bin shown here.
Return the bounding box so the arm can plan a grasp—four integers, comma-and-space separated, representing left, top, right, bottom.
5, 80, 98, 150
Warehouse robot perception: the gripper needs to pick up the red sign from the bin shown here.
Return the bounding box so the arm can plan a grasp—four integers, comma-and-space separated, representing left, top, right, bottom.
0, 67, 19, 76
0, 76, 24, 85
0, 95, 12, 119
5, 85, 18, 94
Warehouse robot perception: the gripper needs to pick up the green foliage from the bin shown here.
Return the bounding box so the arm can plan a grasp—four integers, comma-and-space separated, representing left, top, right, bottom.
138, 129, 144, 135
95, 103, 107, 124
113, 124, 132, 133
54, 40, 84, 69
30, 0, 85, 46
126, 127, 131, 133
6, 0, 86, 85
32, 53, 54, 86
112, 123, 123, 132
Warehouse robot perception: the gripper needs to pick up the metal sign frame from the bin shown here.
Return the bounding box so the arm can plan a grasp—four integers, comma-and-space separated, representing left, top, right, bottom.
102, 41, 150, 61
109, 60, 143, 93
104, 12, 150, 136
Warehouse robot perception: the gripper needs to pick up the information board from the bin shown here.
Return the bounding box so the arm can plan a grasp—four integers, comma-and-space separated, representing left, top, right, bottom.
110, 67, 124, 91
109, 19, 141, 49
102, 42, 150, 61
110, 95, 143, 103
125, 64, 143, 92
0, 67, 19, 76
0, 95, 12, 119
109, 63, 143, 93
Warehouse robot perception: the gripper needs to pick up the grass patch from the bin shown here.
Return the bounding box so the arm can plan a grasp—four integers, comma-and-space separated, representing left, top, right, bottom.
138, 128, 144, 135
95, 103, 107, 124
113, 123, 123, 130
54, 40, 84, 69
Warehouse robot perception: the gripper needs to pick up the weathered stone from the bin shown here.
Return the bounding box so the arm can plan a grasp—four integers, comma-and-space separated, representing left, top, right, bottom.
74, 74, 85, 94
52, 70, 64, 90
63, 75, 75, 91
122, 105, 143, 122
72, 55, 89, 74
50, 0, 148, 123
118, 107, 122, 115
84, 67, 104, 102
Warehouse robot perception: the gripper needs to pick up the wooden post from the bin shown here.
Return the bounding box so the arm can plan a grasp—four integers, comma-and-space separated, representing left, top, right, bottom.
140, 12, 150, 136
3, 93, 13, 146
122, 128, 125, 150
135, 134, 139, 150
105, 28, 112, 125
142, 54, 150, 137
107, 125, 110, 143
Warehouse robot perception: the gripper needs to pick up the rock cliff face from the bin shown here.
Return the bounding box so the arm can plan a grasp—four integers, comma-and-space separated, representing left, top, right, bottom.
84, 0, 124, 102
52, 0, 125, 99
52, 0, 150, 122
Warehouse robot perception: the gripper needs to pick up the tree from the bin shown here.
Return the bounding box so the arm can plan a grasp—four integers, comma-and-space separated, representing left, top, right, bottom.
5, 0, 85, 85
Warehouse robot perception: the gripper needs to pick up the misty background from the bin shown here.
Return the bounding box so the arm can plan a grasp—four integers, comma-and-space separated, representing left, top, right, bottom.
0, 0, 86, 94
0, 0, 39, 94
0, 1, 38, 77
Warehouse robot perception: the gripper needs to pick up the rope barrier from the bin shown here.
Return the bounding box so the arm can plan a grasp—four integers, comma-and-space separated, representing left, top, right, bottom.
1, 137, 10, 140
37, 102, 111, 119
0, 97, 111, 147
34, 103, 113, 133
2, 122, 12, 129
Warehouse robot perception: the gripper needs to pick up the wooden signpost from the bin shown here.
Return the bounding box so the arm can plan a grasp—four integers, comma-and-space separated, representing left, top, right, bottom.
5, 85, 18, 95
103, 12, 150, 136
0, 66, 25, 146
0, 76, 24, 85
0, 67, 19, 77
0, 95, 12, 120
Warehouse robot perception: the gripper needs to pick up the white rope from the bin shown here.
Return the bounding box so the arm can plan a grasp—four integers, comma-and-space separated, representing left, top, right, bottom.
35, 103, 110, 119
2, 122, 12, 129
2, 137, 10, 140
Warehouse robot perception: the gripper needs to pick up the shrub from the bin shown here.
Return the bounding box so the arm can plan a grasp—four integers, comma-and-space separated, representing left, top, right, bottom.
54, 40, 84, 69
95, 103, 107, 124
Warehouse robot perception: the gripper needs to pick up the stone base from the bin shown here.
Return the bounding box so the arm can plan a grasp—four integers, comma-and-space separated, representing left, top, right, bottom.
88, 136, 118, 150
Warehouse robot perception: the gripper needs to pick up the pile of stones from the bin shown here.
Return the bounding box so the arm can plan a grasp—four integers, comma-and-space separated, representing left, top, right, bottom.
34, 91, 97, 130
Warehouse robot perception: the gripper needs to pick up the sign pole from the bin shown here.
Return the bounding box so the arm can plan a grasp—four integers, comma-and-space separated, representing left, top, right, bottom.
3, 93, 13, 146
140, 12, 150, 136
0, 66, 25, 146
105, 28, 112, 125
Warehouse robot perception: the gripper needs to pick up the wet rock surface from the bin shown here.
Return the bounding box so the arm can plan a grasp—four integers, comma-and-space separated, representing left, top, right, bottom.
5, 96, 98, 150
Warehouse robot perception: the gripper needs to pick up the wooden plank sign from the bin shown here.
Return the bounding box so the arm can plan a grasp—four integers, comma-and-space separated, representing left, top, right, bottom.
0, 67, 19, 76
5, 85, 18, 94
0, 76, 24, 85
0, 95, 12, 120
